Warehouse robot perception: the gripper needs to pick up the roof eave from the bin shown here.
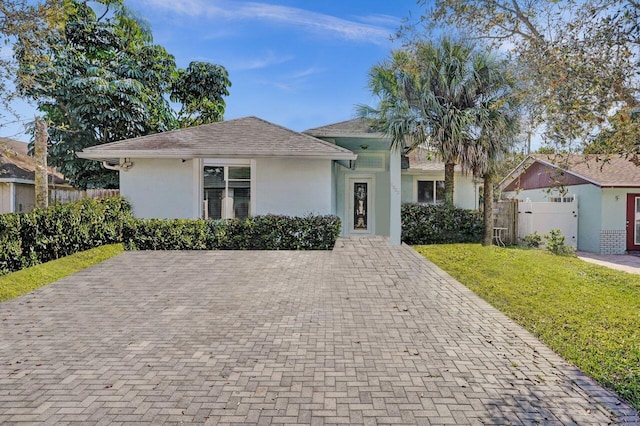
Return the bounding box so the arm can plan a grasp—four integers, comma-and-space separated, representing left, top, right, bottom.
305, 131, 388, 140
78, 151, 357, 161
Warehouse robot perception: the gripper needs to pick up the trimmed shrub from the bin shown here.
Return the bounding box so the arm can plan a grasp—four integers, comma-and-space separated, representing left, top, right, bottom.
122, 214, 341, 251
401, 203, 483, 245
122, 219, 209, 250
0, 197, 132, 275
0, 213, 24, 273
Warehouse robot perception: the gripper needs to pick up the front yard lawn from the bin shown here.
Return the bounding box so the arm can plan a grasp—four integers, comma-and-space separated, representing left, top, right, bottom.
415, 244, 640, 411
0, 244, 123, 303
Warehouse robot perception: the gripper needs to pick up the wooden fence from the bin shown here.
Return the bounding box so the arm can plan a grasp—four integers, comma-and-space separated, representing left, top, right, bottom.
493, 199, 518, 245
49, 188, 120, 205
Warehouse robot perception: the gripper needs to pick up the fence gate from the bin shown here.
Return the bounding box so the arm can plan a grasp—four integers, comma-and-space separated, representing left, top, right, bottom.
517, 198, 578, 248
493, 199, 518, 245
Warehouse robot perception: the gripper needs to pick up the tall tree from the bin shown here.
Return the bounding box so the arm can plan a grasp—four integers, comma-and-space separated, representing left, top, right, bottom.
360, 38, 517, 207
469, 95, 520, 246
409, 0, 639, 153
2, 0, 231, 189
171, 61, 230, 128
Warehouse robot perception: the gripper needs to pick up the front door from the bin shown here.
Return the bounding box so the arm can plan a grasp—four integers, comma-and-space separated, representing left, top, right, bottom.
626, 193, 640, 251
347, 177, 374, 235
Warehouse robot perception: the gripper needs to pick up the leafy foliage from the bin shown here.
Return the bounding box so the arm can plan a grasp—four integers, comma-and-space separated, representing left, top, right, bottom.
584, 107, 640, 160
415, 243, 640, 409
522, 232, 542, 248
122, 215, 342, 251
171, 61, 231, 127
360, 38, 519, 208
2, 0, 231, 188
544, 229, 576, 256
0, 196, 132, 274
411, 0, 639, 153
401, 203, 483, 245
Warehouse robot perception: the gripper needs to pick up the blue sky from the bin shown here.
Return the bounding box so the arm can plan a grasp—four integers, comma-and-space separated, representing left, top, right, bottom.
1, 0, 425, 142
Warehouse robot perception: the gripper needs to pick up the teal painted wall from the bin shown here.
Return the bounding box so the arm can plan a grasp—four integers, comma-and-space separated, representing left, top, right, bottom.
335, 146, 391, 237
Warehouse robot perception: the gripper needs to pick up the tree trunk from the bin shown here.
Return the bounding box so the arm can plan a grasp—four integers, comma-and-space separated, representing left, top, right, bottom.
444, 162, 455, 207
482, 173, 494, 246
34, 117, 48, 210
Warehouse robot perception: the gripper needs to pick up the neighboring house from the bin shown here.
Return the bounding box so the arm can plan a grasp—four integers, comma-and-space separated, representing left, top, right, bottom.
500, 154, 640, 254
0, 138, 70, 214
78, 116, 480, 244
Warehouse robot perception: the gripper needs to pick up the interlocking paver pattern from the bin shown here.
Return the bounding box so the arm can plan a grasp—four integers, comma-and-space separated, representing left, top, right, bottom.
1, 236, 638, 424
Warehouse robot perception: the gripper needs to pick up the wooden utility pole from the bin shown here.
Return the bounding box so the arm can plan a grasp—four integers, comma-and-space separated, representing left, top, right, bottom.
34, 117, 48, 209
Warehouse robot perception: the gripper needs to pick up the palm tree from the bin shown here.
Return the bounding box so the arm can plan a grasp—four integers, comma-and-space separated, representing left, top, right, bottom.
470, 102, 520, 246
359, 38, 519, 208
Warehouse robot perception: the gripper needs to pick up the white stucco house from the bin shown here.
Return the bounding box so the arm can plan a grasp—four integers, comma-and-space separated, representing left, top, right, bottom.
500, 154, 640, 254
78, 116, 480, 245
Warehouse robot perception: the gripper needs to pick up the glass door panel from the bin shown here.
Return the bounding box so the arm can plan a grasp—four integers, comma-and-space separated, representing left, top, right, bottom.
353, 182, 368, 231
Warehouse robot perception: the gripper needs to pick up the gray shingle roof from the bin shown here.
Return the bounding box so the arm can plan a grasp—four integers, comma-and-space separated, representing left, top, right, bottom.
0, 138, 68, 184
304, 118, 384, 138
78, 117, 356, 161
541, 154, 640, 187
501, 154, 640, 189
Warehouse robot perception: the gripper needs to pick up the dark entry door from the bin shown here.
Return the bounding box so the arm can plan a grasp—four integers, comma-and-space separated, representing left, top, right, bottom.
626, 194, 640, 251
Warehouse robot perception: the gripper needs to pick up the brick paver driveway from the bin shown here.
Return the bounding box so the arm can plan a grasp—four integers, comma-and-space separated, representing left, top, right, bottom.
1, 237, 638, 425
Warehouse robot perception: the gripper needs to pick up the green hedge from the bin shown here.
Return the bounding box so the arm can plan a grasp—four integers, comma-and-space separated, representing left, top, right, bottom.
122, 214, 341, 251
0, 197, 132, 275
401, 203, 483, 245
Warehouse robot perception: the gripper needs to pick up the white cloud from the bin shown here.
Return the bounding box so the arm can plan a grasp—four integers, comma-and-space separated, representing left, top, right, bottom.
289, 67, 323, 79
135, 0, 394, 45
231, 51, 293, 71
355, 14, 400, 28
272, 67, 325, 92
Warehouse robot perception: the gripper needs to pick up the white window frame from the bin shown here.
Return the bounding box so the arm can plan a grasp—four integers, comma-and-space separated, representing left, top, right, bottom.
194, 159, 256, 219
413, 176, 445, 205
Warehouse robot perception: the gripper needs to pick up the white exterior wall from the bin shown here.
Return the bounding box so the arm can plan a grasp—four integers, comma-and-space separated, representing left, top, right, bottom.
254, 158, 333, 216
120, 158, 195, 219
14, 183, 35, 213
0, 183, 11, 213
401, 171, 478, 210
453, 173, 478, 210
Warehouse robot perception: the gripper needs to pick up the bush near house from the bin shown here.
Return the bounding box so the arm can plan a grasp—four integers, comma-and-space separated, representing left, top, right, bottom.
401, 203, 483, 245
0, 197, 131, 275
0, 196, 340, 275
122, 214, 341, 251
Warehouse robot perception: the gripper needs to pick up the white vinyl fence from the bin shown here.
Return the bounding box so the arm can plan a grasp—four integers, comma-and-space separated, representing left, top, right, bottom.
517, 197, 578, 248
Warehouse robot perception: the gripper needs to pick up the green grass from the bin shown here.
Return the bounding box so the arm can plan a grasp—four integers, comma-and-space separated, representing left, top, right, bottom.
0, 244, 124, 303
414, 244, 640, 410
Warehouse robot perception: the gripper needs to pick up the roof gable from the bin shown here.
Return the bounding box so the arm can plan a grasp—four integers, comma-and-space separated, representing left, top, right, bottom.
0, 138, 67, 184
78, 116, 356, 161
304, 118, 385, 139
501, 154, 640, 191
502, 159, 591, 192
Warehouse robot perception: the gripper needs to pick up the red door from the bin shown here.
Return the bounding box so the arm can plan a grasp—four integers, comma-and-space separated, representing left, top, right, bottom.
627, 194, 640, 251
